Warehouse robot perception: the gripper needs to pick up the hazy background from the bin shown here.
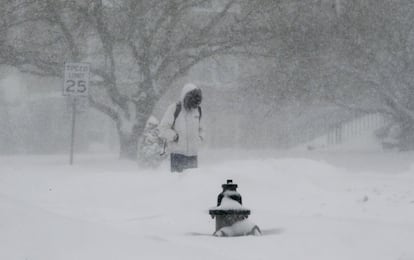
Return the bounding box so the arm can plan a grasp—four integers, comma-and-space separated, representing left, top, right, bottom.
1, 0, 413, 160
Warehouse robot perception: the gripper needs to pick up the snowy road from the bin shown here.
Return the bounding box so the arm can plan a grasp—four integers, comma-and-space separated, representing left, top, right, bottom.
1, 151, 413, 260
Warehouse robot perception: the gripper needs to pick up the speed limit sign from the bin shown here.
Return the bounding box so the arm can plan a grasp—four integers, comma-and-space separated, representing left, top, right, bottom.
63, 62, 90, 96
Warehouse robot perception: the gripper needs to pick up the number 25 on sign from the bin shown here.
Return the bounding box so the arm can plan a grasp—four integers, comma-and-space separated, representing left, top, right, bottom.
63, 62, 89, 96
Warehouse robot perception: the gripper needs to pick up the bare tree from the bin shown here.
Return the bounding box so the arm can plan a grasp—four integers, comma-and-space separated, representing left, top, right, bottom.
243, 0, 414, 150
0, 0, 275, 159
327, 0, 414, 150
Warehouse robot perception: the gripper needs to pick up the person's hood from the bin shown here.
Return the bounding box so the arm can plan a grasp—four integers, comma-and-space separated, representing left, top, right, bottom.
181, 83, 198, 102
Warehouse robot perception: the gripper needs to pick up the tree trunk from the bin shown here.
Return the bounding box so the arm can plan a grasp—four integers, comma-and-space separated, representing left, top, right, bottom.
119, 131, 139, 160
117, 117, 147, 160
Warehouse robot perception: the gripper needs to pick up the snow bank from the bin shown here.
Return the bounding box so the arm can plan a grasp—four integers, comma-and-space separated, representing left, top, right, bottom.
1, 151, 414, 260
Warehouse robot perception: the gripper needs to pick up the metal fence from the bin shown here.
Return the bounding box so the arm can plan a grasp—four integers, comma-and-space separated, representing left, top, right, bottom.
324, 113, 387, 146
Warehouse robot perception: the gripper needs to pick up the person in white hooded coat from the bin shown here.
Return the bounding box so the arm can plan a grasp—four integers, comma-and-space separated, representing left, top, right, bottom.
159, 83, 204, 172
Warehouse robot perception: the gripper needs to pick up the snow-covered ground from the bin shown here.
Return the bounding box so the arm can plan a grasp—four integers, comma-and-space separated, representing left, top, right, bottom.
1, 149, 414, 260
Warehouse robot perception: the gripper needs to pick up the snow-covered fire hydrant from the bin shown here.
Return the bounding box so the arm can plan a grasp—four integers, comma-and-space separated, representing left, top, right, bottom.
209, 179, 261, 237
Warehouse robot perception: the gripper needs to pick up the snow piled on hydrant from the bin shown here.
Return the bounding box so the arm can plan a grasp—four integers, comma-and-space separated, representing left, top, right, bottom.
213, 219, 261, 237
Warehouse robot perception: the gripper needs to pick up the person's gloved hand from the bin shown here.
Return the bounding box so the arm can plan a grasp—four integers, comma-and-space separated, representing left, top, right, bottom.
173, 133, 179, 142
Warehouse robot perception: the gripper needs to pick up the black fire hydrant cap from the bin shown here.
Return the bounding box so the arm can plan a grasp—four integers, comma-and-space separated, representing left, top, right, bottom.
222, 179, 238, 190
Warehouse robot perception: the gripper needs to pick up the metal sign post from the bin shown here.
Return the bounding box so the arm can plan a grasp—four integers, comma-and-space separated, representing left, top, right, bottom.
63, 62, 90, 165
69, 97, 77, 165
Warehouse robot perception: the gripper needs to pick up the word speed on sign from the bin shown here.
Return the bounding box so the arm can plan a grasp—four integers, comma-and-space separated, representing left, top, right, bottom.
63, 62, 90, 96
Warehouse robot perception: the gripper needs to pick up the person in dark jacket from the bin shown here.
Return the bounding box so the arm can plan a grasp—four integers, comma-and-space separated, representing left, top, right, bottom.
159, 83, 204, 172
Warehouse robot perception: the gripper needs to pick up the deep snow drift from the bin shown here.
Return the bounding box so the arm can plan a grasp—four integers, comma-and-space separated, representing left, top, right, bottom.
1, 149, 414, 260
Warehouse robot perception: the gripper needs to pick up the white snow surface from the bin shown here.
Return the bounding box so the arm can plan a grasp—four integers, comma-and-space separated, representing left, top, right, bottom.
1, 149, 414, 260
